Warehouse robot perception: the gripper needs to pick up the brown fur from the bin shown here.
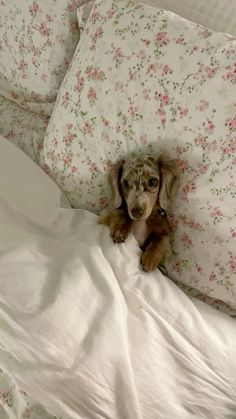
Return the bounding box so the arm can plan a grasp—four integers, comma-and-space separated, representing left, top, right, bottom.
98, 154, 177, 272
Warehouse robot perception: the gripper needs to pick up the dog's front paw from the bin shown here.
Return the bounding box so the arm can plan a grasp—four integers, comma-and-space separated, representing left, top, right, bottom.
140, 252, 161, 272
111, 226, 129, 244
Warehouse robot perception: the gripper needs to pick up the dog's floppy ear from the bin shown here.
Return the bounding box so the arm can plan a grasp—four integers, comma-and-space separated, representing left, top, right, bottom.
108, 159, 125, 209
158, 158, 177, 210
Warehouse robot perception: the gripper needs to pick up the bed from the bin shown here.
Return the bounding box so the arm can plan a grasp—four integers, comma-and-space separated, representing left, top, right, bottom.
0, 1, 236, 418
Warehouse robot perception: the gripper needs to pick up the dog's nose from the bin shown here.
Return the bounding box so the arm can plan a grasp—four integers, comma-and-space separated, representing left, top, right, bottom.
131, 206, 144, 219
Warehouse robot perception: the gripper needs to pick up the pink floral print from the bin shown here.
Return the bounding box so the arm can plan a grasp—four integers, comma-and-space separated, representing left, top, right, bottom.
0, 0, 83, 113
0, 95, 48, 163
0, 367, 60, 419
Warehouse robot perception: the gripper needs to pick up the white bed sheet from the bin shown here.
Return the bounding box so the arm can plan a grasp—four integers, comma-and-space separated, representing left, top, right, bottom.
0, 137, 235, 419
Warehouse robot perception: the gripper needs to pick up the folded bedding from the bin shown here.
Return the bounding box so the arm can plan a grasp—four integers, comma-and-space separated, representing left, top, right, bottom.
0, 0, 85, 166
0, 95, 49, 163
0, 138, 236, 419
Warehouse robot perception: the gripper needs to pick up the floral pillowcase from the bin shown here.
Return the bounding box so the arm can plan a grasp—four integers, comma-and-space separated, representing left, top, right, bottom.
0, 94, 48, 163
0, 0, 87, 114
43, 0, 236, 313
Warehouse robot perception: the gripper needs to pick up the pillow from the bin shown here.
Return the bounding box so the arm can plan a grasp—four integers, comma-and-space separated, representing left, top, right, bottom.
142, 0, 236, 36
0, 136, 70, 212
0, 94, 48, 163
43, 0, 236, 311
0, 0, 84, 113
78, 0, 236, 36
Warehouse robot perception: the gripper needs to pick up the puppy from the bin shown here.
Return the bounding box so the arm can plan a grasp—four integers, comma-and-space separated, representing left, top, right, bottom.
98, 154, 177, 272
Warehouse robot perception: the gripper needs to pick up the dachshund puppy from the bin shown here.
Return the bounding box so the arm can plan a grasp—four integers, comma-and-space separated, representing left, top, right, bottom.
98, 154, 177, 272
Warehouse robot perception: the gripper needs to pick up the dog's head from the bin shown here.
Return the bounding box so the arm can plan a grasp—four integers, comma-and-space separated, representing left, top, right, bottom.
108, 154, 177, 220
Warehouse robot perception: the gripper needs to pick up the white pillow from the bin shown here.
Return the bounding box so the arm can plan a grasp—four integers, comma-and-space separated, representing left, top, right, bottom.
0, 0, 83, 113
43, 0, 236, 311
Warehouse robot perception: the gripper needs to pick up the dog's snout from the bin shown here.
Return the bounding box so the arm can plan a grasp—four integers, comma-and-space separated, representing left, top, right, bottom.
131, 206, 144, 219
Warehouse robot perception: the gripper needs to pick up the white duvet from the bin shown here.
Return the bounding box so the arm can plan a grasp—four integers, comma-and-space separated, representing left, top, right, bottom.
0, 137, 236, 419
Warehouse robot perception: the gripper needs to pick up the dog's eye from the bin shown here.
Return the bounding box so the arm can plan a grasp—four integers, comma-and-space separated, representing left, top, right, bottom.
148, 178, 158, 188
122, 179, 129, 190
